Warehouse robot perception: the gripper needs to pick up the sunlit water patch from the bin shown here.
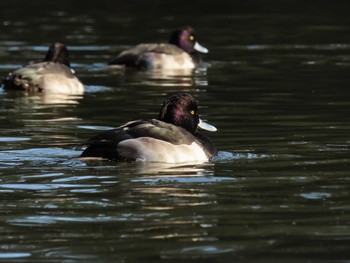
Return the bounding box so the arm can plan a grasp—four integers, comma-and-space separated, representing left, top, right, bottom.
0, 137, 31, 142
84, 85, 113, 93
0, 253, 31, 259
213, 151, 272, 162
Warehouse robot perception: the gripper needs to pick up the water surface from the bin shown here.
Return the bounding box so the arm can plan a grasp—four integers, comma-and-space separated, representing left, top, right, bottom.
0, 1, 350, 262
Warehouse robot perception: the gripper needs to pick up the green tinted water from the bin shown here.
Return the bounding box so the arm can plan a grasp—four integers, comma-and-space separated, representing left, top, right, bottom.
0, 1, 349, 262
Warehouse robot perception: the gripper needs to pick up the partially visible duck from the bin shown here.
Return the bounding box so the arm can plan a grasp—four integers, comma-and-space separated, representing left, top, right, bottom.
80, 93, 217, 163
2, 42, 84, 94
108, 26, 208, 70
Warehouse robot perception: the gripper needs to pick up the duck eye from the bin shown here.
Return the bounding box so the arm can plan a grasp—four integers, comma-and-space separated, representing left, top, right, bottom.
189, 35, 195, 41
190, 110, 195, 115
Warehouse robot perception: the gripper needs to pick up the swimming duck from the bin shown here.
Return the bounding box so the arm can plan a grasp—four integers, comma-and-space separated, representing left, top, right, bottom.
80, 93, 217, 163
108, 26, 208, 70
2, 42, 84, 94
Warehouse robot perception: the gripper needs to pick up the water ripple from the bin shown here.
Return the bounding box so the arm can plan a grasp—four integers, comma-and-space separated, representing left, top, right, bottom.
0, 253, 31, 259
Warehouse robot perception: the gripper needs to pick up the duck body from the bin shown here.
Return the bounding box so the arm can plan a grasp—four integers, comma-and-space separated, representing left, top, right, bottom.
3, 61, 84, 94
110, 43, 198, 70
2, 42, 84, 94
81, 119, 216, 163
80, 93, 217, 163
108, 26, 208, 70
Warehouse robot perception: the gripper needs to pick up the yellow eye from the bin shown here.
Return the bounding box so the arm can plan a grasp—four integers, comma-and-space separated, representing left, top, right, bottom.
189, 35, 195, 41
190, 110, 195, 115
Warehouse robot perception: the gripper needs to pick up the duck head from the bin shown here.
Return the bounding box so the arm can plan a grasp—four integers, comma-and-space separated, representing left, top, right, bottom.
168, 26, 209, 54
158, 93, 216, 134
43, 42, 71, 67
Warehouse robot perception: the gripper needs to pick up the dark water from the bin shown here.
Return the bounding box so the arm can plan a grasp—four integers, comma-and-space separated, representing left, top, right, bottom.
1, 1, 350, 262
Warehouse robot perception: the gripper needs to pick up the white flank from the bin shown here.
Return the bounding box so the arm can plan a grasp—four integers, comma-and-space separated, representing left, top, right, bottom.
118, 137, 208, 163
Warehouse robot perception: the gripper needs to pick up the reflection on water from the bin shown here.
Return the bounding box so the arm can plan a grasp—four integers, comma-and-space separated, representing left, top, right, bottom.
130, 161, 215, 176
9, 92, 84, 105
1, 0, 350, 262
108, 66, 208, 87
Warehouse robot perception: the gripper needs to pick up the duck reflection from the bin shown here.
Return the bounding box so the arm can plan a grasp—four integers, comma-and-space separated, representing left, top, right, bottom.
127, 161, 215, 177
108, 67, 208, 87
109, 161, 227, 245
10, 91, 83, 106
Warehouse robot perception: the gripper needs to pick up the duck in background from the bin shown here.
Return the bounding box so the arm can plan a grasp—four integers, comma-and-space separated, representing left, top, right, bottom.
2, 42, 84, 94
80, 93, 217, 163
108, 26, 208, 70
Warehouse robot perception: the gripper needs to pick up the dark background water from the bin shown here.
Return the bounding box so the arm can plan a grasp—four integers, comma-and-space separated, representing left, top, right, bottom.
0, 0, 350, 262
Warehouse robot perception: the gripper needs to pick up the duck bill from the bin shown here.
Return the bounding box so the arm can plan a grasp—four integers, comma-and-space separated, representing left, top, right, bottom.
194, 42, 209, 53
198, 118, 217, 132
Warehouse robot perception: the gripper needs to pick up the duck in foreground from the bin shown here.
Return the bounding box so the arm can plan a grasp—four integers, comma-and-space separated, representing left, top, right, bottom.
80, 93, 217, 163
2, 42, 84, 94
108, 26, 208, 70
